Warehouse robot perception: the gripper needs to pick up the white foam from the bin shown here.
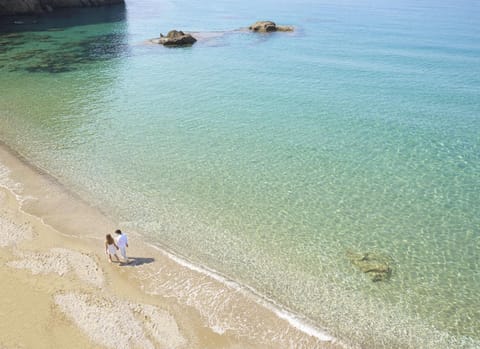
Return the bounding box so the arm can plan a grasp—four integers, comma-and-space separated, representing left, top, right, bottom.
0, 161, 24, 200
145, 242, 339, 345
271, 308, 334, 342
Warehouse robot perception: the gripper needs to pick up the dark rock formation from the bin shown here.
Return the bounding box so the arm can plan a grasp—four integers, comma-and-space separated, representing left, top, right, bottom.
347, 251, 393, 282
0, 0, 124, 16
157, 30, 197, 46
248, 21, 294, 33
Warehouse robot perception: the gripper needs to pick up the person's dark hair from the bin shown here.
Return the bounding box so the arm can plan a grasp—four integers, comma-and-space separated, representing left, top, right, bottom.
106, 234, 114, 244
115, 229, 122, 235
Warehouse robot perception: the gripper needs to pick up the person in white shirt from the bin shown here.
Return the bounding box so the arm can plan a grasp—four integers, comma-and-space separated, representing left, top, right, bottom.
114, 229, 129, 262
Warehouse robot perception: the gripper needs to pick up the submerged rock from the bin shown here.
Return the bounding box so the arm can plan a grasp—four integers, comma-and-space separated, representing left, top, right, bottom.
7, 32, 128, 74
347, 251, 393, 282
248, 21, 294, 33
157, 30, 197, 46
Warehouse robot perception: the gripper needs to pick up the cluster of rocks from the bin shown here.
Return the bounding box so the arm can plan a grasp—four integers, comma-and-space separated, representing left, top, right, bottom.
347, 251, 393, 282
155, 20, 294, 47
157, 30, 197, 46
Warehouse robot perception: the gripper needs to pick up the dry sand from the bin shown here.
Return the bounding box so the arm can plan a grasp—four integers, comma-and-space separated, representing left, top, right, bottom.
0, 143, 340, 349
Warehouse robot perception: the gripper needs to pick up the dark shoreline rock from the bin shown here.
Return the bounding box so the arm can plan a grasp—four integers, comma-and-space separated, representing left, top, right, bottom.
0, 0, 124, 16
248, 21, 294, 33
155, 30, 197, 47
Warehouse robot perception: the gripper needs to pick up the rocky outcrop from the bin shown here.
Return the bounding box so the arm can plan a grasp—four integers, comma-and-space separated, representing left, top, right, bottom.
248, 21, 294, 33
0, 0, 124, 16
347, 251, 393, 282
156, 30, 197, 46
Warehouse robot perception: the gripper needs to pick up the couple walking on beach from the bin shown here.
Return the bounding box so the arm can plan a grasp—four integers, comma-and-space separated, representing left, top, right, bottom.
105, 229, 129, 263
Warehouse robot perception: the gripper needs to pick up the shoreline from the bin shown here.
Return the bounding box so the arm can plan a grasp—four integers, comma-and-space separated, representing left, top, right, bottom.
0, 140, 341, 349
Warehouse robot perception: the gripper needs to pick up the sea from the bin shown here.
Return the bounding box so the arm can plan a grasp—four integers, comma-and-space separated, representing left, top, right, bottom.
0, 0, 479, 347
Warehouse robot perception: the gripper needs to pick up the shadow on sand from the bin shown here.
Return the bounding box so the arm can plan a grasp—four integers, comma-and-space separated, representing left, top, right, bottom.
120, 257, 155, 267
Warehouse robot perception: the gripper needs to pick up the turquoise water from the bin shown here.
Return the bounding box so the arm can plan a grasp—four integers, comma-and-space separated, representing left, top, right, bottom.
1, 0, 480, 347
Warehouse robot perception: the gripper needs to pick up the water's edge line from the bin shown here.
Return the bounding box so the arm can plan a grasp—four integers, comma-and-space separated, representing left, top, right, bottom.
0, 138, 344, 347
146, 241, 341, 344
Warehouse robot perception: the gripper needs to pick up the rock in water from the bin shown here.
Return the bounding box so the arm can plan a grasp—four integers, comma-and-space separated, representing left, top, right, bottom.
249, 21, 277, 32
347, 251, 393, 282
248, 21, 294, 33
157, 30, 197, 46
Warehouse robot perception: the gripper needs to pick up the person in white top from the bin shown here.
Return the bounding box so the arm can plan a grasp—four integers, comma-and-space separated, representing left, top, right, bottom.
115, 229, 129, 262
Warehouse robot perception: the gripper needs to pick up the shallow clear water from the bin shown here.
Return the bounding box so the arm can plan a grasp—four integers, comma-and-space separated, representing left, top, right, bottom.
1, 0, 479, 347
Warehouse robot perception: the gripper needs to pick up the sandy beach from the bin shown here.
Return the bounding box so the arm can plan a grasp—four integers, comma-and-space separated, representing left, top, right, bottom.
0, 142, 339, 349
